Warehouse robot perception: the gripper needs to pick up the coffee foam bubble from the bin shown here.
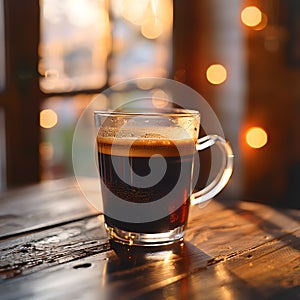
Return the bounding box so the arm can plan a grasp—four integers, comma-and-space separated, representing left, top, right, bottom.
97, 127, 196, 157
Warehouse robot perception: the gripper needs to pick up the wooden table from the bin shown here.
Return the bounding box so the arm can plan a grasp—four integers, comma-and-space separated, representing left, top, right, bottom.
0, 178, 299, 300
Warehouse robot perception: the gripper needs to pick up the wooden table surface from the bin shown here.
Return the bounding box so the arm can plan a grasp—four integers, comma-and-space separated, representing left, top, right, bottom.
0, 178, 299, 300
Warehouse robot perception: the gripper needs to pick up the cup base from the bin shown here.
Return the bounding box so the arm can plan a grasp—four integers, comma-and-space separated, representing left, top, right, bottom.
105, 223, 185, 246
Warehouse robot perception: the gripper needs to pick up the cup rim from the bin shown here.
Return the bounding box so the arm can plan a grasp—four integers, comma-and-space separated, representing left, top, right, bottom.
94, 108, 200, 118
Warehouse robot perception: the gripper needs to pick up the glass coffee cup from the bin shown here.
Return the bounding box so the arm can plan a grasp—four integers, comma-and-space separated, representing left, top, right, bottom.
95, 108, 233, 246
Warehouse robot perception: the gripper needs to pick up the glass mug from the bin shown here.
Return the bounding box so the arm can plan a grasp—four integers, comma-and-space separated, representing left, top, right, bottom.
95, 109, 233, 246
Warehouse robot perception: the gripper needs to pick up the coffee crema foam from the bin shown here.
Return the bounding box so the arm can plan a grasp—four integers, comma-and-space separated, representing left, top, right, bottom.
97, 127, 196, 157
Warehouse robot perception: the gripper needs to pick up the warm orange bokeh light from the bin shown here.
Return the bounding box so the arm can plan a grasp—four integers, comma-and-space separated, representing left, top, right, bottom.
241, 6, 262, 27
40, 109, 58, 129
253, 13, 268, 31
206, 64, 227, 85
246, 127, 268, 149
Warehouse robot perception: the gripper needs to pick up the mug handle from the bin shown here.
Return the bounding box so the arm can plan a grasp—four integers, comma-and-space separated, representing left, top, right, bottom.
190, 135, 234, 205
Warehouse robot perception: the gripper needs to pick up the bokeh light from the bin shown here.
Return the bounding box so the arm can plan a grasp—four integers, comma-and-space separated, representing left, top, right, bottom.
253, 13, 268, 31
151, 89, 170, 108
141, 17, 163, 39
241, 6, 262, 27
206, 64, 227, 85
246, 127, 268, 149
40, 109, 58, 129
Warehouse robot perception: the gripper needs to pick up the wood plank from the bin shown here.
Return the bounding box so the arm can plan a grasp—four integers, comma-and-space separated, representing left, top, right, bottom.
225, 229, 300, 298
142, 234, 300, 300
1, 229, 298, 300
0, 178, 99, 239
0, 215, 109, 280
1, 198, 299, 279
0, 179, 299, 299
186, 199, 300, 258
0, 199, 299, 299
0, 241, 258, 300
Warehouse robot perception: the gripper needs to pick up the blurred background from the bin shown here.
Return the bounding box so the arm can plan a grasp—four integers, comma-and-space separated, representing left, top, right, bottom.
0, 0, 299, 208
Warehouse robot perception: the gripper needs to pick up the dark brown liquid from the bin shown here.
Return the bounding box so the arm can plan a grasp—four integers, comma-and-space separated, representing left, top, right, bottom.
97, 137, 195, 233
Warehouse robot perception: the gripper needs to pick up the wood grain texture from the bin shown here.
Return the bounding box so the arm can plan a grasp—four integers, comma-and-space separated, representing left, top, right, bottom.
0, 179, 299, 300
1, 232, 298, 300
0, 216, 109, 280
0, 178, 99, 239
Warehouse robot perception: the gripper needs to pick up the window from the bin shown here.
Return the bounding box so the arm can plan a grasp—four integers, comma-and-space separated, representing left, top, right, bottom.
39, 0, 173, 180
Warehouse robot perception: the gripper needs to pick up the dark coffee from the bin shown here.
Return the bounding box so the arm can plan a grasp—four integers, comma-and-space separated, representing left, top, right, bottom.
97, 136, 196, 233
